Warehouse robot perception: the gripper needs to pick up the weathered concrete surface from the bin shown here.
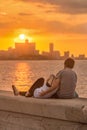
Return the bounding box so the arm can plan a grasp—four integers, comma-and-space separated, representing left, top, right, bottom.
0, 90, 87, 130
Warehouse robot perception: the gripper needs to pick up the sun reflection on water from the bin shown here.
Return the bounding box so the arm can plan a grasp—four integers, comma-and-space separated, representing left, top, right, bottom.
13, 62, 33, 91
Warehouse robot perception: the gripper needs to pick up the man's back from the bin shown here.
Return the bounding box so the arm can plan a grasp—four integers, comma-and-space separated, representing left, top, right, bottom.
56, 68, 77, 98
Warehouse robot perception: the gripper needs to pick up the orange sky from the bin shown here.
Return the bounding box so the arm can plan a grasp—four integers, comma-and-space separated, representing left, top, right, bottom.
0, 0, 87, 56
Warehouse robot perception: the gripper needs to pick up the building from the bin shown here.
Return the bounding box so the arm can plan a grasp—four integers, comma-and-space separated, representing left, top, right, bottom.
52, 51, 60, 59
15, 39, 39, 56
64, 51, 70, 59
49, 43, 54, 54
78, 54, 85, 60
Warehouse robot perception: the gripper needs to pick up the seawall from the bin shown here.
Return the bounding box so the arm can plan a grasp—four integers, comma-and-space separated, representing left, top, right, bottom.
0, 90, 87, 130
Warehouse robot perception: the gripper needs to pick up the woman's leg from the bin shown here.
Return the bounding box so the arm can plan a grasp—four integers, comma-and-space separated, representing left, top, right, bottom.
12, 78, 44, 97
25, 77, 44, 97
12, 85, 26, 96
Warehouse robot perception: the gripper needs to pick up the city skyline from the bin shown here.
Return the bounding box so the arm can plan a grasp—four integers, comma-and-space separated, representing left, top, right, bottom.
0, 37, 87, 57
0, 39, 86, 60
0, 0, 87, 56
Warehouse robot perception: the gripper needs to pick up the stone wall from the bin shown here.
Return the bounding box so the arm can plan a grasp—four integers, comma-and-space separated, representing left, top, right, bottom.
0, 90, 87, 130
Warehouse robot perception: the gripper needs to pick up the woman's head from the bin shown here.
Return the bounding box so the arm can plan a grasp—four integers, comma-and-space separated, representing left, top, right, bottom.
64, 58, 75, 69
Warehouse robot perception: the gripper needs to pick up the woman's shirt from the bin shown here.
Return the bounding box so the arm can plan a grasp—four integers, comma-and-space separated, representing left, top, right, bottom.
34, 83, 58, 98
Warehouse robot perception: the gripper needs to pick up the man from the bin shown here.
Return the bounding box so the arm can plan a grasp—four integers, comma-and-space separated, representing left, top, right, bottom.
40, 58, 78, 98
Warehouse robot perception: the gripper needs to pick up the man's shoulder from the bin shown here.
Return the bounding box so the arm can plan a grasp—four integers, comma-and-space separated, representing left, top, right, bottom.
57, 68, 76, 76
56, 67, 77, 77
56, 69, 65, 78
63, 68, 76, 75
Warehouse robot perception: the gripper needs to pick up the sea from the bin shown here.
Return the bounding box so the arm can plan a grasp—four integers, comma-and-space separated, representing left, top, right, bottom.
0, 60, 87, 98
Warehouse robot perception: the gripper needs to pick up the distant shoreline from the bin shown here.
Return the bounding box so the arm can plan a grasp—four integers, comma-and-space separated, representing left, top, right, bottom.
0, 59, 87, 61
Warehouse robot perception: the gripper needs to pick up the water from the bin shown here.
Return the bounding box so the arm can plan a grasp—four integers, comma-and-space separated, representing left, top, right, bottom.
0, 60, 87, 98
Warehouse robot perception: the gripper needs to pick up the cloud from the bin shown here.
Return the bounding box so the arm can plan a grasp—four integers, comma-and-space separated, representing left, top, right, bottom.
16, 0, 87, 14
18, 12, 33, 16
39, 20, 87, 34
0, 22, 10, 29
1, 20, 87, 36
45, 10, 55, 13
44, 21, 69, 33
71, 23, 87, 34
0, 12, 7, 16
1, 14, 87, 36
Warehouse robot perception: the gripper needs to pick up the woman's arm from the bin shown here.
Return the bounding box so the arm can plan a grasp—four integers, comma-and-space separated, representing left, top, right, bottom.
40, 78, 60, 96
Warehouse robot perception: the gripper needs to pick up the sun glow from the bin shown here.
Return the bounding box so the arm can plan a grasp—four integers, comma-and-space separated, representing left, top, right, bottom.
14, 33, 33, 43
28, 37, 33, 42
19, 34, 26, 40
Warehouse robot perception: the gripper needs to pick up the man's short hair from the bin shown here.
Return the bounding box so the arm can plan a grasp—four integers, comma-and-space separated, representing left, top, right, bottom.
64, 58, 75, 68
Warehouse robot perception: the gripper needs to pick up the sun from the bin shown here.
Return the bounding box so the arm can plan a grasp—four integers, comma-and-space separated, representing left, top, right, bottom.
19, 34, 25, 40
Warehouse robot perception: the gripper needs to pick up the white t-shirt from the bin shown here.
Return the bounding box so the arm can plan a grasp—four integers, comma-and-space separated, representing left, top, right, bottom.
34, 83, 58, 98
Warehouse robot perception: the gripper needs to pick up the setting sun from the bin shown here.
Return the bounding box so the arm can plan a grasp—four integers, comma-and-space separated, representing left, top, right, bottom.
19, 34, 26, 40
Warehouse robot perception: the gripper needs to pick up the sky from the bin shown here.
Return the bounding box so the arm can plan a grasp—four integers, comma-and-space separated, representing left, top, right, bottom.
0, 0, 87, 56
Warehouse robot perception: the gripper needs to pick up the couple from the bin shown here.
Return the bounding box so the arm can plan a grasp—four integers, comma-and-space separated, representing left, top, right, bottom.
12, 58, 78, 99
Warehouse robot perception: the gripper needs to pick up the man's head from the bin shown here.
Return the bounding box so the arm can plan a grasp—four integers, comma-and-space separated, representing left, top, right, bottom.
64, 58, 75, 69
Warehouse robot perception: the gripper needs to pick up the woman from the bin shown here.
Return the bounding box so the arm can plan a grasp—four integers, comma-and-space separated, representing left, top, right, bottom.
12, 74, 59, 98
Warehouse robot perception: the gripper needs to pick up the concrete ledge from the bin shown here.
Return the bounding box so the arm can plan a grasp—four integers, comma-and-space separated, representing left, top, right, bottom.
0, 90, 87, 130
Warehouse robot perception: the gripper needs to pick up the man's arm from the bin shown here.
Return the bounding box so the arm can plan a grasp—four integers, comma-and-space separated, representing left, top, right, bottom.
40, 78, 60, 96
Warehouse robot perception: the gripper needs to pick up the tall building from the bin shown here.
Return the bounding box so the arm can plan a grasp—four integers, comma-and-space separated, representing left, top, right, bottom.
15, 39, 39, 56
49, 43, 54, 54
